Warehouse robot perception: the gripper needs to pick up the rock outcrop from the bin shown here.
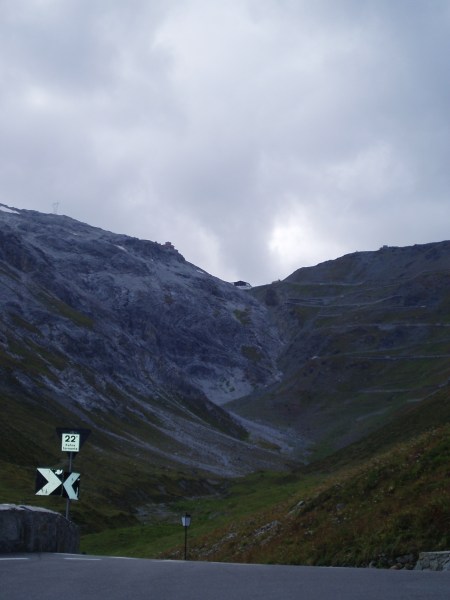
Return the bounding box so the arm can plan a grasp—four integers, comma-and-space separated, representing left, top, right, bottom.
0, 504, 79, 553
415, 551, 450, 571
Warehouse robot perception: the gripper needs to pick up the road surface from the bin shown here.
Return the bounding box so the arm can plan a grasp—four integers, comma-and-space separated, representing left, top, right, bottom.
1, 554, 449, 600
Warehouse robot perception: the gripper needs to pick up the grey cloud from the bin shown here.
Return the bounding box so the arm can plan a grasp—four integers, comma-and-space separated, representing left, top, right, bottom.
0, 0, 449, 285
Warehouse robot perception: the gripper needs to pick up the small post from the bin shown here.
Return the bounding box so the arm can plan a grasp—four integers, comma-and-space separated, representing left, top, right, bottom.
65, 451, 73, 520
181, 513, 191, 560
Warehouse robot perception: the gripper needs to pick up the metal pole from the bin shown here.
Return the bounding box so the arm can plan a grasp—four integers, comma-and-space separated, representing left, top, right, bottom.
184, 524, 188, 560
65, 452, 73, 520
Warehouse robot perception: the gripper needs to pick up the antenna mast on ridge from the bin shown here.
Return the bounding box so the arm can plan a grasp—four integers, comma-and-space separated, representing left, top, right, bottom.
52, 202, 60, 215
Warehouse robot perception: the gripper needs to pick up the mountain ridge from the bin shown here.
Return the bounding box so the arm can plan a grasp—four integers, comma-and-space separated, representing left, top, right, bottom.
232, 239, 450, 456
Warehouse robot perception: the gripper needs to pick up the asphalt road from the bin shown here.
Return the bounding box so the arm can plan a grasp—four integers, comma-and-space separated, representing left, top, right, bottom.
1, 554, 449, 600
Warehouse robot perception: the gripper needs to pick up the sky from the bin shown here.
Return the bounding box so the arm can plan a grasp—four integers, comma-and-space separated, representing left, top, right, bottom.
1, 0, 449, 285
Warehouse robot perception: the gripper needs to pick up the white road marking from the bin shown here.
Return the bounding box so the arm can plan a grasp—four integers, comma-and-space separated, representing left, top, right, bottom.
63, 557, 102, 561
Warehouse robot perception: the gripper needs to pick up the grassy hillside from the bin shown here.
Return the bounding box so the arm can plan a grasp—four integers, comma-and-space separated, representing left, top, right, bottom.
82, 388, 450, 567
3, 375, 444, 566
0, 386, 230, 533
178, 423, 449, 567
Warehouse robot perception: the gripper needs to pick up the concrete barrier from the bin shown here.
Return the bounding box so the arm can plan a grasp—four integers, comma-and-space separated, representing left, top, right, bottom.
0, 504, 79, 553
415, 551, 450, 571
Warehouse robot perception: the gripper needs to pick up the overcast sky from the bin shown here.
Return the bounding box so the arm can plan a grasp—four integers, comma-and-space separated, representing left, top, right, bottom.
1, 0, 449, 284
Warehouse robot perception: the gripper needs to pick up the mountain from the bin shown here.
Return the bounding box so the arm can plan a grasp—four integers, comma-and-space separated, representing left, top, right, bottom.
0, 204, 294, 493
235, 242, 450, 456
1, 203, 449, 534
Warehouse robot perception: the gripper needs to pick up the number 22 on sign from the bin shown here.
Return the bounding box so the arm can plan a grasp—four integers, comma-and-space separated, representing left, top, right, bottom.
61, 433, 80, 452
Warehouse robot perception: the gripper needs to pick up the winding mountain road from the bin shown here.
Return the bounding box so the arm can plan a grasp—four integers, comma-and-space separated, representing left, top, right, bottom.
1, 554, 449, 600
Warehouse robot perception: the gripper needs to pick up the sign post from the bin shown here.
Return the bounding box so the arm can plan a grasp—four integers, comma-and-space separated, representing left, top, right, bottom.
35, 426, 90, 550
60, 433, 80, 517
56, 428, 90, 519
36, 427, 91, 519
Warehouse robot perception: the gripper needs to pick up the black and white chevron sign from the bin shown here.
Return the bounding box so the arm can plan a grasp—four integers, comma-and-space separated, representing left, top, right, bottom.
35, 468, 80, 500
61, 472, 81, 500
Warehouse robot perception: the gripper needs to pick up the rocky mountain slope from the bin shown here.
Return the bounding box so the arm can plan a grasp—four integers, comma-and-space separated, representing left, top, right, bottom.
233, 241, 450, 455
0, 204, 292, 480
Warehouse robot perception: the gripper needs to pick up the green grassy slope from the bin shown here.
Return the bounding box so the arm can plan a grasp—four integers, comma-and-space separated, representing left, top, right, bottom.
183, 422, 449, 568
0, 386, 229, 533
82, 387, 450, 567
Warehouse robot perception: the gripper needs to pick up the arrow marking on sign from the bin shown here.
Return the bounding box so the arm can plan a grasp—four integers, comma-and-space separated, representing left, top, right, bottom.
36, 468, 63, 496
63, 472, 80, 500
